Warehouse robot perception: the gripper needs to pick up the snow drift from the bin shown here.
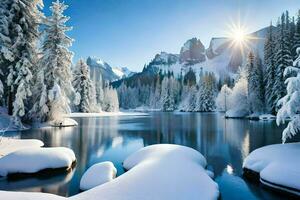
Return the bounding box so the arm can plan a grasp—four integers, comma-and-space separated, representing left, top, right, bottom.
80, 162, 117, 191
0, 147, 76, 176
243, 142, 300, 196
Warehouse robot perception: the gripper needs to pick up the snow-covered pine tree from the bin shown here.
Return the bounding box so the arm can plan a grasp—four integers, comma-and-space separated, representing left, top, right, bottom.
247, 52, 265, 114
216, 84, 232, 112
72, 59, 98, 113
103, 84, 119, 112
273, 13, 292, 112
0, 0, 13, 103
277, 48, 300, 143
1, 0, 43, 127
33, 0, 74, 121
196, 72, 217, 112
161, 75, 175, 111
264, 23, 277, 114
293, 10, 300, 59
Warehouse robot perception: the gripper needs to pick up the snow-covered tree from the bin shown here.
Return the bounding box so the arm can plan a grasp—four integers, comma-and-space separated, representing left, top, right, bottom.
293, 10, 300, 59
216, 84, 232, 112
277, 48, 300, 143
247, 52, 264, 114
264, 23, 277, 114
226, 68, 249, 117
196, 72, 217, 112
72, 59, 98, 113
2, 0, 44, 127
32, 0, 74, 122
273, 13, 293, 111
102, 85, 119, 112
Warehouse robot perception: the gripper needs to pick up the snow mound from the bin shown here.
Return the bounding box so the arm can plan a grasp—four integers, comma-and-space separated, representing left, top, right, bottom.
0, 147, 76, 176
72, 144, 218, 200
259, 114, 276, 121
49, 118, 78, 127
0, 190, 67, 200
80, 161, 117, 191
0, 138, 44, 158
243, 142, 300, 196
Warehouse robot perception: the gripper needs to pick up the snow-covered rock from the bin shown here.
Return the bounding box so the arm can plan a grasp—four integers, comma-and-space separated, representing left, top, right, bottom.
80, 162, 117, 191
49, 118, 78, 127
0, 138, 44, 158
0, 147, 76, 176
259, 114, 276, 121
243, 142, 300, 196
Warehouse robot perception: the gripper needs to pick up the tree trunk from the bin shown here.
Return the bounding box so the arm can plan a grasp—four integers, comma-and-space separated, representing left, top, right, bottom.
8, 90, 13, 115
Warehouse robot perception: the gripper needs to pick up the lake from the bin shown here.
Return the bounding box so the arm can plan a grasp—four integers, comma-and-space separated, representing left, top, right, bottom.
0, 112, 298, 199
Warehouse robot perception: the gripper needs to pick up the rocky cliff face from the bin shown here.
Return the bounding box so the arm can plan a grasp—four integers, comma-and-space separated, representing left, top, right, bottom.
179, 38, 206, 65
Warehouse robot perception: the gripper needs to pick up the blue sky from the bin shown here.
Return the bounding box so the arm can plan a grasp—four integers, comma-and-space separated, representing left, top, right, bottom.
43, 0, 299, 71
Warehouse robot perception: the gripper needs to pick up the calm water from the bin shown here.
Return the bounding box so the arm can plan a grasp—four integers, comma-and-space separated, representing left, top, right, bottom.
0, 112, 298, 199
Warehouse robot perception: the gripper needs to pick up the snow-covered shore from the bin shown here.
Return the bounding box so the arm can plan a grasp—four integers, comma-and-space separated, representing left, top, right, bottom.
0, 144, 219, 200
66, 111, 149, 118
243, 142, 300, 196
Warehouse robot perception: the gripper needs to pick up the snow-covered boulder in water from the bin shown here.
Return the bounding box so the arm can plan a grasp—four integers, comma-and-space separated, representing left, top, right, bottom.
80, 162, 117, 191
49, 118, 78, 127
243, 143, 300, 196
0, 147, 76, 176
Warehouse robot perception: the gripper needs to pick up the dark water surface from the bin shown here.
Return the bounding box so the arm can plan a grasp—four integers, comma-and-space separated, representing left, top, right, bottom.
0, 112, 298, 199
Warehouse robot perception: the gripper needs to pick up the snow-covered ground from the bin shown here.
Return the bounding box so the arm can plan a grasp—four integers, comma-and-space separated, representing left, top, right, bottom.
80, 162, 117, 191
0, 147, 76, 176
0, 144, 219, 200
243, 142, 300, 196
0, 108, 29, 132
66, 111, 149, 118
0, 138, 44, 158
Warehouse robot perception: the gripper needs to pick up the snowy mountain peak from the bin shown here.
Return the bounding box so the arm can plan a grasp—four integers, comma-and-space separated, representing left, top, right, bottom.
87, 57, 134, 81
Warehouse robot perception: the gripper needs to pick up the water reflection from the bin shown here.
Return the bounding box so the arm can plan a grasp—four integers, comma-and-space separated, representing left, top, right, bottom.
1, 112, 298, 199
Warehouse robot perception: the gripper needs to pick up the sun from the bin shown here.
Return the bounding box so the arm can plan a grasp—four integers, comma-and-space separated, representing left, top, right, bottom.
232, 28, 246, 44
228, 23, 248, 47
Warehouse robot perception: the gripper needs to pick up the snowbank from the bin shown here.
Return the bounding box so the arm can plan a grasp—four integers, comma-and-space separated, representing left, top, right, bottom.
67, 112, 148, 118
243, 142, 300, 196
0, 147, 76, 176
0, 107, 29, 131
72, 144, 219, 200
0, 190, 67, 200
259, 114, 276, 121
49, 118, 78, 127
0, 138, 44, 158
225, 108, 248, 118
80, 162, 117, 191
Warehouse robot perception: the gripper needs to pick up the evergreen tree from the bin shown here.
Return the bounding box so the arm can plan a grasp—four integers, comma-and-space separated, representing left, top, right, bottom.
264, 23, 277, 114
72, 59, 97, 113
32, 0, 74, 121
247, 52, 265, 114
277, 47, 300, 143
196, 72, 217, 112
273, 13, 292, 111
1, 0, 43, 126
293, 10, 300, 59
